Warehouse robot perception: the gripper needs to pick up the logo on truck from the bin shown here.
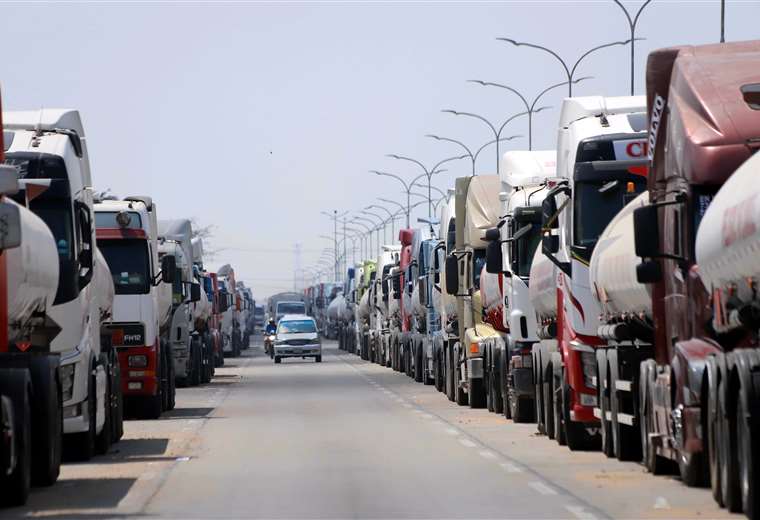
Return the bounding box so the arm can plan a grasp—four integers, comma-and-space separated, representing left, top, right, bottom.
648, 94, 666, 161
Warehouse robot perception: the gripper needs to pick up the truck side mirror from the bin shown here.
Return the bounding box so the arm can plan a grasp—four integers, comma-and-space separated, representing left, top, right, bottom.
486, 240, 502, 274
542, 196, 559, 230
633, 205, 661, 258
542, 235, 559, 255
190, 282, 201, 302
392, 275, 400, 300
161, 255, 176, 283
445, 254, 459, 295
0, 202, 21, 250
636, 260, 663, 284
418, 278, 427, 306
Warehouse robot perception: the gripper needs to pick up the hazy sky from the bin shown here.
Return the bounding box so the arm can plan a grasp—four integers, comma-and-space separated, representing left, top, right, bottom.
2, 1, 758, 298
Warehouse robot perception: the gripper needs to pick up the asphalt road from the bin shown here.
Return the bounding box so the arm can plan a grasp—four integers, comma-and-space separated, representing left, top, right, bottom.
6, 337, 741, 519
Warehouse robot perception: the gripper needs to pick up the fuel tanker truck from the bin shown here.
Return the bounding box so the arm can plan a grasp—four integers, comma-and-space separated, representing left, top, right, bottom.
0, 146, 62, 505
326, 289, 349, 341
626, 42, 759, 515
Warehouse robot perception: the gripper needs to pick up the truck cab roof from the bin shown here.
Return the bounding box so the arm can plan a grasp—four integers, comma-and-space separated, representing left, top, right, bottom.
500, 150, 558, 189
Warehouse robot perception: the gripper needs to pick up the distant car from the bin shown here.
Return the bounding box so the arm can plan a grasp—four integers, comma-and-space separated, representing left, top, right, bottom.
273, 315, 321, 363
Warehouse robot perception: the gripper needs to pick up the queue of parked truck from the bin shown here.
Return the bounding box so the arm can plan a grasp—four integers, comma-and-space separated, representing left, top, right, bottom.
333, 40, 760, 519
0, 97, 258, 506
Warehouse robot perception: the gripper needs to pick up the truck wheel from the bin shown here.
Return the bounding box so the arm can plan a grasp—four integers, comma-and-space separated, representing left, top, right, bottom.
160, 344, 170, 410
706, 356, 724, 505
562, 369, 597, 451
0, 369, 32, 507
315, 355, 322, 363
598, 351, 614, 457
110, 353, 124, 444
167, 347, 176, 411
142, 393, 163, 420
720, 369, 741, 512
415, 346, 423, 383
28, 356, 62, 486
274, 356, 282, 364
445, 349, 455, 402
737, 370, 760, 519
534, 350, 544, 433
434, 353, 444, 392
95, 371, 112, 455
551, 357, 565, 445
190, 339, 202, 387
543, 364, 555, 440
66, 373, 96, 461
491, 350, 504, 415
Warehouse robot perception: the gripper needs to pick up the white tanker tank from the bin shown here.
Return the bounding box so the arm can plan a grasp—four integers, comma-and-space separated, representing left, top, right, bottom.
327, 292, 350, 321
589, 192, 652, 331
357, 290, 371, 322
696, 152, 760, 333
6, 199, 59, 342
528, 244, 557, 326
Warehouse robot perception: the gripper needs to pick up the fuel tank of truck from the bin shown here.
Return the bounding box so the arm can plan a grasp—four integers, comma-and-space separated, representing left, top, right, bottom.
696, 153, 760, 309
528, 244, 557, 321
589, 191, 652, 319
6, 198, 59, 339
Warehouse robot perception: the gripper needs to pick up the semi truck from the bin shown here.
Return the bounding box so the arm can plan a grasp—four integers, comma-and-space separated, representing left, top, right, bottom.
95, 197, 177, 418
443, 175, 502, 408
533, 96, 648, 449
393, 230, 413, 374
218, 265, 242, 357
369, 246, 400, 366
588, 41, 760, 511
191, 238, 214, 383
0, 102, 63, 505
435, 189, 458, 400
409, 226, 441, 386
487, 150, 557, 422
4, 109, 124, 459
159, 219, 203, 386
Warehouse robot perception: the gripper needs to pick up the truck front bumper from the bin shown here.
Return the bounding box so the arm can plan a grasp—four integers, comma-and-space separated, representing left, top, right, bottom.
117, 345, 159, 397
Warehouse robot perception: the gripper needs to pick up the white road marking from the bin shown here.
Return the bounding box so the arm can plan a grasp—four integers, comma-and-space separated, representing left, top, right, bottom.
445, 428, 460, 436
565, 505, 598, 520
654, 496, 670, 510
528, 481, 558, 496
478, 450, 496, 459
176, 456, 191, 462
499, 462, 523, 473
421, 413, 434, 420
458, 438, 477, 448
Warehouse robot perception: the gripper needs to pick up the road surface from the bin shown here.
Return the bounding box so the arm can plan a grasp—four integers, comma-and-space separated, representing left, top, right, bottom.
7, 337, 739, 519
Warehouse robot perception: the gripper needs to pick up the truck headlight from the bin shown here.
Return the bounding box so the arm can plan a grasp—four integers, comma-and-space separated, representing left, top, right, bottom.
60, 363, 75, 402
129, 355, 148, 368
581, 352, 596, 388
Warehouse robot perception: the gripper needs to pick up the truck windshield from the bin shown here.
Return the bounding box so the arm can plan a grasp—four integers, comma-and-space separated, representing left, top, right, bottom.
98, 239, 151, 295
278, 320, 317, 334
277, 302, 305, 315
574, 176, 646, 250
32, 200, 78, 304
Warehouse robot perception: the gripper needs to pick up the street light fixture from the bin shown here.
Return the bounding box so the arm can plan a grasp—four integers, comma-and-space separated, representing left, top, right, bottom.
426, 134, 523, 175
385, 154, 467, 218
370, 170, 427, 228
612, 0, 653, 94
467, 77, 590, 149
440, 109, 529, 172
497, 37, 639, 96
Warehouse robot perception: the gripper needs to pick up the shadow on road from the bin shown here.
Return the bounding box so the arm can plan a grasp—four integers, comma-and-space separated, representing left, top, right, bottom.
108, 437, 169, 459
161, 407, 215, 419
12, 477, 137, 516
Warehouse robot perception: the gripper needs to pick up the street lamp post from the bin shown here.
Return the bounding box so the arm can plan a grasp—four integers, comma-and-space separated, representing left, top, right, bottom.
371, 170, 427, 227
353, 216, 380, 258
366, 204, 396, 242
612, 0, 653, 94
351, 219, 374, 260
321, 210, 347, 282
497, 37, 636, 96
427, 134, 522, 175
385, 154, 467, 218
467, 77, 590, 149
440, 109, 529, 172
361, 210, 387, 244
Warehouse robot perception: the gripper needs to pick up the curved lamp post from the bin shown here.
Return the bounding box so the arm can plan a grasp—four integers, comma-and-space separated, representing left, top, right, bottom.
385, 154, 467, 218
467, 77, 590, 149
426, 134, 522, 175
612, 0, 652, 94
440, 109, 528, 172
497, 37, 638, 96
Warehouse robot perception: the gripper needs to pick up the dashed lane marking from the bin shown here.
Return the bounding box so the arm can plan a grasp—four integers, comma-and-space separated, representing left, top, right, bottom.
458, 438, 477, 448
478, 450, 496, 459
499, 462, 524, 473
528, 481, 558, 496
565, 505, 598, 520
445, 428, 459, 436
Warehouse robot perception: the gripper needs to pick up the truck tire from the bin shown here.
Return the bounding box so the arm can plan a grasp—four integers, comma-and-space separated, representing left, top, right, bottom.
737, 364, 760, 519
167, 348, 176, 411
491, 349, 504, 415
719, 371, 741, 513
445, 348, 455, 402
110, 353, 124, 444
95, 371, 112, 456
434, 353, 444, 393
28, 356, 62, 486
274, 356, 281, 364
534, 350, 545, 433
142, 392, 163, 420
66, 372, 96, 461
609, 350, 639, 461
190, 338, 202, 387
598, 350, 614, 457
0, 369, 32, 507
562, 369, 598, 451
551, 355, 565, 445
543, 364, 555, 440
469, 377, 486, 409
415, 346, 423, 383
161, 343, 170, 411
706, 356, 724, 506
315, 355, 322, 363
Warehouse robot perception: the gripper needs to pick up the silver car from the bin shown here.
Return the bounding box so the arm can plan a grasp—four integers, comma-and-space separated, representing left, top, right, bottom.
273, 315, 322, 363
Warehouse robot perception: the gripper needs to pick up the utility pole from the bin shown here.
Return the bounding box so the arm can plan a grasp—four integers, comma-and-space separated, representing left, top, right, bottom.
293, 243, 302, 291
